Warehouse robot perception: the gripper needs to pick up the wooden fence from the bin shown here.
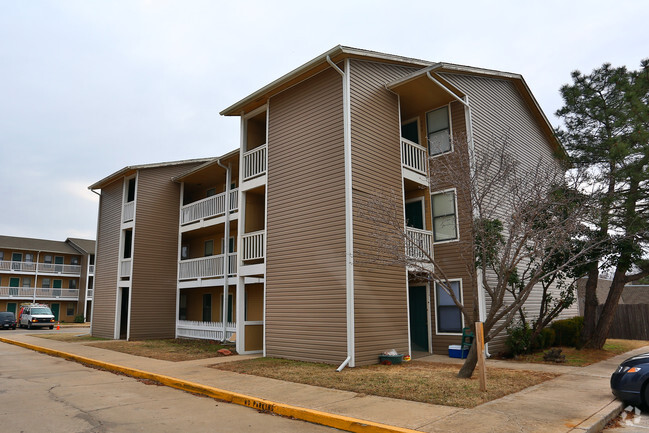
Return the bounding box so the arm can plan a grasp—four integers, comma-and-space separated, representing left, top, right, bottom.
598, 304, 649, 341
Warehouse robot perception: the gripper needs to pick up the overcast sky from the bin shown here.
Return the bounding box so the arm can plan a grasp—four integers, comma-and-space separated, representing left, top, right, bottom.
0, 0, 647, 242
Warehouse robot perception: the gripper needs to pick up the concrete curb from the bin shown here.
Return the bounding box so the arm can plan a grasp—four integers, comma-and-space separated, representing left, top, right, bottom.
569, 400, 624, 433
0, 337, 421, 433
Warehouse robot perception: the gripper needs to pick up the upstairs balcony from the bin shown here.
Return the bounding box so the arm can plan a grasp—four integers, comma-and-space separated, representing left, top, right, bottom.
405, 227, 433, 261
401, 138, 428, 185
0, 260, 81, 276
123, 201, 135, 223
0, 286, 80, 300
178, 253, 238, 281
242, 144, 267, 190
181, 189, 239, 227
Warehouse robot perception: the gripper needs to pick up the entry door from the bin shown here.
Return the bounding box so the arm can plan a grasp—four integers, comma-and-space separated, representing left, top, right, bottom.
9, 277, 19, 296
405, 200, 424, 229
12, 253, 22, 270
51, 303, 60, 321
7, 303, 16, 314
54, 256, 64, 272
53, 279, 62, 296
409, 285, 429, 352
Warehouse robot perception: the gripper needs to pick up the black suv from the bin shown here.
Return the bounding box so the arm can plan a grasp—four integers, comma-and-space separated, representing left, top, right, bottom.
0, 312, 17, 330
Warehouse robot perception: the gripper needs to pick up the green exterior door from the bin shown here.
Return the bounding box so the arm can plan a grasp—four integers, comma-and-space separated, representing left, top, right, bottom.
53, 279, 62, 296
9, 277, 19, 296
409, 285, 429, 352
51, 303, 60, 321
405, 200, 424, 229
54, 256, 64, 272
7, 303, 16, 314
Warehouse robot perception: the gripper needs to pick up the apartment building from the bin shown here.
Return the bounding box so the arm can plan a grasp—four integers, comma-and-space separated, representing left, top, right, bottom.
90, 46, 576, 367
0, 235, 95, 321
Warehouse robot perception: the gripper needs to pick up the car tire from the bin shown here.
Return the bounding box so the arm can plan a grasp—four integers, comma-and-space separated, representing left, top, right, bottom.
27, 322, 32, 330
49, 326, 54, 329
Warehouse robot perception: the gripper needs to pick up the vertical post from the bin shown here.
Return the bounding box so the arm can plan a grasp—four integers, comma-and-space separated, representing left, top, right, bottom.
476, 321, 487, 392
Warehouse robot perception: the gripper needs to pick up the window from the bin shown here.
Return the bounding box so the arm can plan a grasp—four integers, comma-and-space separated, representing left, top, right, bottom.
179, 293, 187, 320
42, 278, 51, 288
67, 303, 74, 316
432, 191, 458, 242
69, 280, 77, 290
0, 251, 4, 261
71, 256, 80, 266
22, 277, 31, 287
435, 281, 462, 333
204, 240, 214, 257
426, 107, 451, 155
181, 244, 189, 260
25, 253, 34, 262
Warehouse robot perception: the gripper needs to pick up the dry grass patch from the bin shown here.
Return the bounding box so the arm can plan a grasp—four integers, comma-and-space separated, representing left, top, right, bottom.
514, 339, 649, 367
85, 338, 236, 362
33, 333, 106, 342
214, 358, 557, 408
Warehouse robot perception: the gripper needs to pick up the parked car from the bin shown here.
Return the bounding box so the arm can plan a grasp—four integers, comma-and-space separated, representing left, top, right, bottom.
611, 353, 649, 407
0, 312, 17, 330
18, 304, 55, 329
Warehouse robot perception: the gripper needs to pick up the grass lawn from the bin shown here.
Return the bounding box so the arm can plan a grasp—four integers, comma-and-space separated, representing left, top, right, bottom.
513, 339, 649, 367
85, 339, 236, 362
214, 358, 558, 408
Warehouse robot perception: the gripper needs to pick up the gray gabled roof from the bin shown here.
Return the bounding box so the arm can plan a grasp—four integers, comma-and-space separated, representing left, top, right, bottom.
0, 235, 82, 255
66, 238, 96, 255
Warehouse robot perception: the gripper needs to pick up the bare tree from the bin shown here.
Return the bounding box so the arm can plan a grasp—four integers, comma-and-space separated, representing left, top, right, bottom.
356, 134, 595, 378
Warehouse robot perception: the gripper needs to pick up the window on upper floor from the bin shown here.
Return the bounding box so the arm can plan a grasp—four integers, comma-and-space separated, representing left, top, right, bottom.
22, 277, 32, 287
426, 106, 451, 156
71, 256, 79, 266
126, 177, 136, 203
44, 255, 52, 264
0, 251, 4, 261
25, 253, 34, 263
431, 190, 458, 242
204, 240, 214, 257
69, 280, 77, 290
42, 278, 51, 288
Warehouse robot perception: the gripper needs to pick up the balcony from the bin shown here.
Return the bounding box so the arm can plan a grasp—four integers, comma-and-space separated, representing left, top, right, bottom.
0, 260, 81, 276
405, 227, 433, 261
123, 201, 135, 223
120, 258, 132, 278
401, 138, 428, 185
178, 253, 238, 281
0, 287, 79, 300
242, 230, 265, 261
86, 289, 94, 299
181, 189, 239, 226
243, 144, 267, 182
176, 320, 236, 341
89, 264, 95, 275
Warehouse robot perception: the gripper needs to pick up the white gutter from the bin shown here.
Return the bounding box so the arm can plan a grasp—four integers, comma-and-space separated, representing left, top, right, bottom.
327, 55, 355, 371
216, 158, 231, 342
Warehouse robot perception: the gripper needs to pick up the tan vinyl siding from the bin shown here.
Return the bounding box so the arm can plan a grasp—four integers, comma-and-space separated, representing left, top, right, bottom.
265, 67, 348, 364
349, 59, 417, 365
92, 179, 122, 338
129, 163, 202, 340
439, 73, 578, 351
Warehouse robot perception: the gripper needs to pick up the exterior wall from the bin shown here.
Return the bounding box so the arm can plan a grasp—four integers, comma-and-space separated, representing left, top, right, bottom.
440, 73, 577, 351
92, 179, 123, 338
129, 163, 203, 340
349, 59, 415, 365
183, 287, 223, 322
244, 283, 264, 351
265, 66, 348, 364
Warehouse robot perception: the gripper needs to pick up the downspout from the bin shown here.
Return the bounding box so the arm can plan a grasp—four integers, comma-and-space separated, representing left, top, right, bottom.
216, 158, 231, 342
425, 72, 490, 357
327, 55, 355, 371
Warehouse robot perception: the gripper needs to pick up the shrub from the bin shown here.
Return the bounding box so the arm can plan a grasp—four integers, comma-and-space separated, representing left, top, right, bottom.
532, 327, 556, 351
551, 316, 583, 347
73, 315, 85, 323
505, 321, 532, 356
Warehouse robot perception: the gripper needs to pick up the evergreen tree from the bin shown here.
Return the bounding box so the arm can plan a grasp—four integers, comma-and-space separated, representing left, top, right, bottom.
556, 60, 649, 349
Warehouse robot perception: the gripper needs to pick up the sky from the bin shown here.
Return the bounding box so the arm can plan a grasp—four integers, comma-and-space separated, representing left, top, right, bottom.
0, 0, 647, 242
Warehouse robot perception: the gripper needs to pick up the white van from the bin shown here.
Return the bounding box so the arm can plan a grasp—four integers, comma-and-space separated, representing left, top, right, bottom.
19, 304, 55, 329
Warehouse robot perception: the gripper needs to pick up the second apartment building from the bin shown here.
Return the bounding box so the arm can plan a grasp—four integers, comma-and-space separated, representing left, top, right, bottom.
90, 46, 576, 367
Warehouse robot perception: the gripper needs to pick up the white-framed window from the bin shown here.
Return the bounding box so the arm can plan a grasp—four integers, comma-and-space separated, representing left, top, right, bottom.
431, 190, 458, 242
71, 256, 80, 266
426, 106, 451, 156
44, 255, 52, 264
67, 303, 75, 316
22, 277, 32, 287
204, 240, 214, 257
42, 278, 51, 288
25, 253, 34, 263
181, 244, 189, 260
69, 280, 77, 290
434, 280, 463, 334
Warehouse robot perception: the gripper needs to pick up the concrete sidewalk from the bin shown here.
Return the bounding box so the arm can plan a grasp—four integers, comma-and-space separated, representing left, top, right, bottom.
0, 333, 643, 433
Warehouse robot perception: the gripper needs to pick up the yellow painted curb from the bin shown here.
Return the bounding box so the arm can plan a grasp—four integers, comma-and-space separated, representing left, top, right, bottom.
0, 337, 421, 433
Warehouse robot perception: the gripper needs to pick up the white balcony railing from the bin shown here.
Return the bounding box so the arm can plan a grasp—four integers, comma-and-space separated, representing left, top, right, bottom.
176, 320, 236, 341
0, 260, 81, 276
86, 289, 94, 299
120, 258, 132, 278
406, 227, 433, 261
242, 230, 265, 261
180, 188, 239, 225
89, 264, 95, 274
123, 201, 135, 223
401, 138, 428, 176
178, 253, 239, 280
243, 144, 267, 181
0, 287, 79, 300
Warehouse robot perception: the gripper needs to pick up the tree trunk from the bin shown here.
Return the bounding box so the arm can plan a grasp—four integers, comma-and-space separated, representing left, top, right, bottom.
579, 266, 600, 346
457, 342, 478, 378
585, 269, 627, 349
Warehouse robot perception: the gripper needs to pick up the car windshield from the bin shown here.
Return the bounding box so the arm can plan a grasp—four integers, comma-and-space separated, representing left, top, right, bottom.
31, 308, 52, 315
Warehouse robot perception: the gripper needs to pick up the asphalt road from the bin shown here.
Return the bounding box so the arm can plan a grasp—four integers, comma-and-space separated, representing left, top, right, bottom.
0, 341, 337, 433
